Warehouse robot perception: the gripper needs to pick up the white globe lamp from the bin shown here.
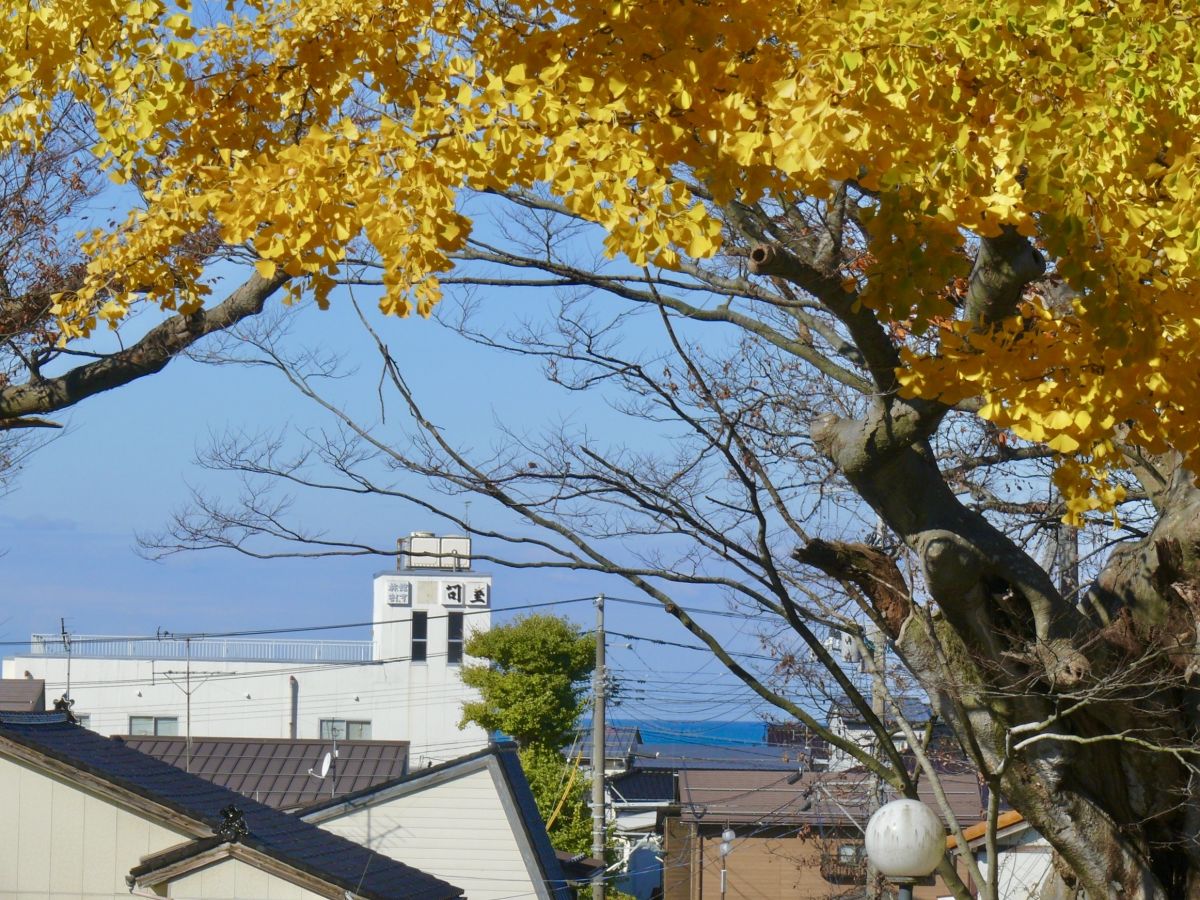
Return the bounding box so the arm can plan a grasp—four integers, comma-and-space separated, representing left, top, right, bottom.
718, 827, 736, 899
864, 799, 944, 899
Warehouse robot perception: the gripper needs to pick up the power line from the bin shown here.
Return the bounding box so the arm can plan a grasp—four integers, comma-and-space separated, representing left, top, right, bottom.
607, 595, 778, 620
0, 593, 769, 651
0, 595, 595, 649
607, 630, 779, 662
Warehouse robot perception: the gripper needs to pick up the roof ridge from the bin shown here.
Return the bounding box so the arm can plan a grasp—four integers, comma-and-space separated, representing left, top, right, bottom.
0, 715, 459, 900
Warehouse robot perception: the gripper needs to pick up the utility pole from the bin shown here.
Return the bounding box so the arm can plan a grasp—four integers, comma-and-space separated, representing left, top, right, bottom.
865, 516, 888, 900
591, 593, 606, 900
866, 621, 887, 900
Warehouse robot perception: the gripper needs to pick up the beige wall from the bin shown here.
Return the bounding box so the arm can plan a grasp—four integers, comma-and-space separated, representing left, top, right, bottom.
164, 858, 326, 900
662, 818, 692, 900
664, 822, 952, 900
0, 755, 188, 899
311, 763, 536, 900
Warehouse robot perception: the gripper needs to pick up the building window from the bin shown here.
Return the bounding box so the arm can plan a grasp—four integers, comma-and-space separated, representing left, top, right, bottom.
129, 715, 178, 736
320, 718, 372, 740
447, 612, 464, 664
412, 610, 428, 662
837, 844, 863, 864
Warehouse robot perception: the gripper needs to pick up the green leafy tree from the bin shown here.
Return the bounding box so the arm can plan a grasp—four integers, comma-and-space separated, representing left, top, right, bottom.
460, 613, 596, 854
460, 613, 595, 749
519, 744, 593, 857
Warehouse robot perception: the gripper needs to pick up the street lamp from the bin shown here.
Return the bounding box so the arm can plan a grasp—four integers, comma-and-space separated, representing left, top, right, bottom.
718, 827, 735, 900
864, 799, 944, 900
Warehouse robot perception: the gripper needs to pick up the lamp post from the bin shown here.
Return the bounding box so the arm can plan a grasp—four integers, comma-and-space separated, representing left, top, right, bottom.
864, 799, 944, 900
718, 827, 735, 900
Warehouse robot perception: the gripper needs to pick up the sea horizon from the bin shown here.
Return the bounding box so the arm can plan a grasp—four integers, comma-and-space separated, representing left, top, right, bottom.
593, 718, 772, 746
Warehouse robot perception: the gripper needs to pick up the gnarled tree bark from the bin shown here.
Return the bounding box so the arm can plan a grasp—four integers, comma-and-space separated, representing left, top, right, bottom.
782, 227, 1200, 898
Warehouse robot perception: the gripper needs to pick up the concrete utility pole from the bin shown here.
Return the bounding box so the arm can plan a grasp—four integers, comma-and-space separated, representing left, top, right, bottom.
591, 593, 607, 900
866, 516, 888, 900
866, 622, 887, 900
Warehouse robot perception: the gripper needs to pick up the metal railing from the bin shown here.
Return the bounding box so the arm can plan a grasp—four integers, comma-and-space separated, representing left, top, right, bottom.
27, 634, 374, 664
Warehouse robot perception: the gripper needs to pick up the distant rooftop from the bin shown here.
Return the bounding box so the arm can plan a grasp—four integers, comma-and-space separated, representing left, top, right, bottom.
828, 694, 933, 726
566, 724, 643, 764
678, 768, 984, 828
0, 678, 45, 712
608, 769, 676, 804
633, 741, 808, 772
118, 735, 410, 810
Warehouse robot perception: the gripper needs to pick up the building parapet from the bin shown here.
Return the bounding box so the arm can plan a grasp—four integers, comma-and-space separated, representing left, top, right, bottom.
26, 634, 374, 664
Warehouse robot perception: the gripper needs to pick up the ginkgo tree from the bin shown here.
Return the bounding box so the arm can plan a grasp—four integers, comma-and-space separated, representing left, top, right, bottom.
9, 1, 1200, 896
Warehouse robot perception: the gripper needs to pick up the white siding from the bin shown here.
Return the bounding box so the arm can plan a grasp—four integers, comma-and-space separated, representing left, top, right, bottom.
975, 830, 1053, 900
0, 755, 188, 899
316, 765, 537, 900
165, 858, 325, 900
2, 571, 492, 761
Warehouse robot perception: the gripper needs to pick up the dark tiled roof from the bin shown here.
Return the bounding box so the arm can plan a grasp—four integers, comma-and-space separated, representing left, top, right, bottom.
0, 712, 460, 900
118, 735, 408, 810
678, 769, 847, 826
828, 695, 933, 726
566, 724, 642, 763
555, 850, 605, 882
0, 678, 45, 712
493, 744, 574, 900
631, 741, 806, 771
302, 742, 572, 900
609, 770, 675, 803
677, 769, 984, 828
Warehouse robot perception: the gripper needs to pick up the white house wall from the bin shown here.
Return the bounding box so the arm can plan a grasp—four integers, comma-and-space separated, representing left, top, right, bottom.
2, 570, 492, 762
975, 829, 1053, 900
0, 754, 188, 899
162, 858, 326, 900
312, 766, 537, 900
1, 654, 486, 762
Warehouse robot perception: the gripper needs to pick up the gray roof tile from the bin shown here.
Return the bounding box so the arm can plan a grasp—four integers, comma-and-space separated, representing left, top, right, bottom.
0, 712, 460, 900
119, 735, 409, 810
0, 678, 45, 712
677, 768, 984, 828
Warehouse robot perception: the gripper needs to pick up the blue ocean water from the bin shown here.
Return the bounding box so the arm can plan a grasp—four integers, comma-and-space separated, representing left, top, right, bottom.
608, 718, 768, 746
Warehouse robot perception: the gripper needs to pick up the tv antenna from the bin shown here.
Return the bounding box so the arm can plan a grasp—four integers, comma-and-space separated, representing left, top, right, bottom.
158, 630, 220, 773
59, 618, 72, 703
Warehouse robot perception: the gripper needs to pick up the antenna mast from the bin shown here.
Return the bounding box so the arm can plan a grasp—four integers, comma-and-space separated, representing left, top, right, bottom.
158, 629, 218, 773
59, 618, 71, 703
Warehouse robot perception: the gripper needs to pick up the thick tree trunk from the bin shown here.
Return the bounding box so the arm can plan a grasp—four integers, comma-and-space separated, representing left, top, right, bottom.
805, 402, 1200, 899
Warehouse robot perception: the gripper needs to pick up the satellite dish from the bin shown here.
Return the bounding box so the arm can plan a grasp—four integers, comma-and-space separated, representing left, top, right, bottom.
309, 751, 333, 779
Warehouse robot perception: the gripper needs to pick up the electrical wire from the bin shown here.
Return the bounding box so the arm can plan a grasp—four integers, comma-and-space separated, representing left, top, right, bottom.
0, 595, 598, 649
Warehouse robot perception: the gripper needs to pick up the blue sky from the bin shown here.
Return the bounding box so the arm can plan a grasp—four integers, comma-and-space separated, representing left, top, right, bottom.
0, 265, 790, 725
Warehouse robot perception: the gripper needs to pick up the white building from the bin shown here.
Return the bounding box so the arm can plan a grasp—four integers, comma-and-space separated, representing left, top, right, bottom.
2, 532, 492, 762
301, 742, 576, 900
